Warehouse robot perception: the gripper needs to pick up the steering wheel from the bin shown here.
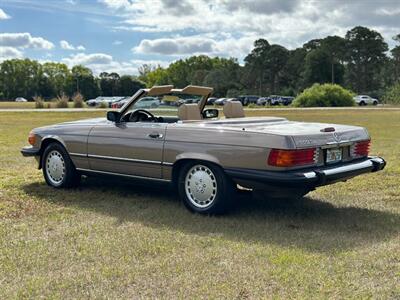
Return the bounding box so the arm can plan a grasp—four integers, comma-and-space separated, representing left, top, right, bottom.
129, 109, 156, 122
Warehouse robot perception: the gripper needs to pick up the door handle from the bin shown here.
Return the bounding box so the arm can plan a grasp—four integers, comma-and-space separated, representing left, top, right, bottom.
148, 132, 163, 139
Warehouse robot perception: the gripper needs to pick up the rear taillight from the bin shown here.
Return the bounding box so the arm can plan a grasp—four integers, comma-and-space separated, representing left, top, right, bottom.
268, 148, 317, 167
352, 140, 370, 157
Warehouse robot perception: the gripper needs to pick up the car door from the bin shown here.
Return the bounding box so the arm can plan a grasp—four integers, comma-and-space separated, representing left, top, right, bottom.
87, 121, 167, 178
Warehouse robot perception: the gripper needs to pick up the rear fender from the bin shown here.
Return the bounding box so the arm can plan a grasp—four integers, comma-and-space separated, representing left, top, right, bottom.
175, 152, 221, 166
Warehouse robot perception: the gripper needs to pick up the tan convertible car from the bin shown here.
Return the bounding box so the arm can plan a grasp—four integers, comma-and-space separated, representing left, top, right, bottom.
21, 85, 386, 214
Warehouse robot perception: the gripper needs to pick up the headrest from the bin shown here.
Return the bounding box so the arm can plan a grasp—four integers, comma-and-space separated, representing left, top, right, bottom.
223, 101, 245, 118
178, 103, 202, 120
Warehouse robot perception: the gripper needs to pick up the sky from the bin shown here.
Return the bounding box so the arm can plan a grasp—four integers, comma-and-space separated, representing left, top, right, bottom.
1, 0, 400, 75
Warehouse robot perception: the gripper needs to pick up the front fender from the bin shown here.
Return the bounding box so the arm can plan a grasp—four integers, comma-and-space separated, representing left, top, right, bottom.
34, 135, 68, 169
40, 135, 67, 149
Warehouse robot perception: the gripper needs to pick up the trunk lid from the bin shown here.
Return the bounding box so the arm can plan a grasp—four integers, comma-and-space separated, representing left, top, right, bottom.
203, 117, 369, 148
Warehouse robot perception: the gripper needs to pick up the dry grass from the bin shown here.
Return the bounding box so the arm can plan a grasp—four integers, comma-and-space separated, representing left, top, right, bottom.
0, 110, 399, 298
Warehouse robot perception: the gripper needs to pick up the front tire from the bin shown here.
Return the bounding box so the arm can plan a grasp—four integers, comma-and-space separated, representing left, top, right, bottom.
178, 162, 234, 214
42, 143, 80, 188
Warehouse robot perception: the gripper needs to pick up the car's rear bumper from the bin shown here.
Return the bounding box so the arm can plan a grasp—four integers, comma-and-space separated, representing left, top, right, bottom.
225, 156, 386, 189
21, 146, 40, 157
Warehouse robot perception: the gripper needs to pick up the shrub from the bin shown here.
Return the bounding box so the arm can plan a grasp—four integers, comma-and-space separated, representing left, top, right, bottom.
99, 101, 108, 108
72, 92, 85, 108
293, 83, 355, 107
56, 94, 69, 108
34, 96, 45, 109
382, 83, 400, 105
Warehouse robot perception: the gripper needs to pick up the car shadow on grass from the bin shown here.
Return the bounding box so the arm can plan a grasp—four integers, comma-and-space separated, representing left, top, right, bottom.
23, 176, 400, 253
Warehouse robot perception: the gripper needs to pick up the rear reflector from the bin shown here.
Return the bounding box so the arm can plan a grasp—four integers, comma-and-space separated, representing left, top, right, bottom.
268, 148, 317, 167
352, 140, 370, 157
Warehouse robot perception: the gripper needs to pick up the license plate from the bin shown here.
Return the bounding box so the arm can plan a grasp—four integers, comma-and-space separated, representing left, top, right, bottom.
326, 148, 342, 164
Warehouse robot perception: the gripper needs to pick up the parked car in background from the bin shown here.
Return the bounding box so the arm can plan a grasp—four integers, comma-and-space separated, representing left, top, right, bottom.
353, 95, 378, 106
182, 98, 201, 104
134, 96, 160, 109
236, 95, 260, 106
267, 95, 295, 106
86, 98, 98, 107
214, 98, 227, 105
215, 98, 237, 106
15, 97, 28, 102
280, 96, 295, 106
206, 97, 218, 105
111, 97, 129, 109
21, 85, 386, 214
269, 95, 281, 105
257, 97, 270, 106
86, 96, 126, 108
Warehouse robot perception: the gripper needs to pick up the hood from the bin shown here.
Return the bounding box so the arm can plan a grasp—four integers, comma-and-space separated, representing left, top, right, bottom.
55, 117, 107, 126
33, 117, 107, 133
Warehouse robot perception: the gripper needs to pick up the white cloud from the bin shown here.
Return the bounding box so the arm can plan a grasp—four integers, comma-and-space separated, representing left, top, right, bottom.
0, 47, 23, 61
0, 8, 10, 20
134, 37, 216, 55
113, 40, 123, 45
133, 34, 261, 59
60, 40, 85, 51
60, 40, 75, 50
0, 33, 54, 49
61, 52, 170, 75
101, 0, 400, 59
62, 52, 113, 65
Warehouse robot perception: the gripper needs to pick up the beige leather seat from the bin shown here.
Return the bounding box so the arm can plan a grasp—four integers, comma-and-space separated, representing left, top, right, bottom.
223, 101, 245, 118
178, 103, 202, 120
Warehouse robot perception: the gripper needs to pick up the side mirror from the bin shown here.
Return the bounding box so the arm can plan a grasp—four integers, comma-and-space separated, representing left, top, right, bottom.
202, 108, 219, 119
107, 111, 121, 122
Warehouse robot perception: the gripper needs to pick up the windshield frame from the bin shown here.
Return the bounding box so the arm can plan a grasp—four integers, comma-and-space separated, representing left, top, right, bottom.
118, 85, 213, 118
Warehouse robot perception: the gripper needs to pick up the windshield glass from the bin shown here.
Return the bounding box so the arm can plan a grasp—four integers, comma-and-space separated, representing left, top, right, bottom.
124, 92, 204, 117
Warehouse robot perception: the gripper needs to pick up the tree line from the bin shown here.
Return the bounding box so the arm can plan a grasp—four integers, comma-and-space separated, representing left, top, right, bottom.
0, 61, 145, 100
139, 26, 400, 99
0, 26, 399, 101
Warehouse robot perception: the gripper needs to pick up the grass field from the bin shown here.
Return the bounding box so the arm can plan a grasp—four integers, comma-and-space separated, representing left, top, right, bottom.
0, 101, 81, 109
0, 110, 399, 298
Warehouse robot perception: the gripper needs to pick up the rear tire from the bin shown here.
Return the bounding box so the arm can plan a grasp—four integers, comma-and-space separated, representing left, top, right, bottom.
373, 101, 378, 106
178, 162, 235, 214
42, 143, 81, 188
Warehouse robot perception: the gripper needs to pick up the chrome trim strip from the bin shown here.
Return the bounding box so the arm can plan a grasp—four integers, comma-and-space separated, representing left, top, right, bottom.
76, 168, 171, 182
162, 162, 174, 166
70, 152, 87, 158
88, 154, 162, 165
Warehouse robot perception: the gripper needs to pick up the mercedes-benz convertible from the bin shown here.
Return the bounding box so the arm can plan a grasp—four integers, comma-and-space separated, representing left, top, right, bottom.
21, 85, 386, 214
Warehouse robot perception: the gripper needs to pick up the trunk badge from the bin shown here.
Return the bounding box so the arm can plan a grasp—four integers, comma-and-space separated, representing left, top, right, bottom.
333, 132, 341, 142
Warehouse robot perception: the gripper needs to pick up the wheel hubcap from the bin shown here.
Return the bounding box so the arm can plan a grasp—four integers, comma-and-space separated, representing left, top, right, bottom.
185, 165, 217, 208
46, 150, 65, 185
